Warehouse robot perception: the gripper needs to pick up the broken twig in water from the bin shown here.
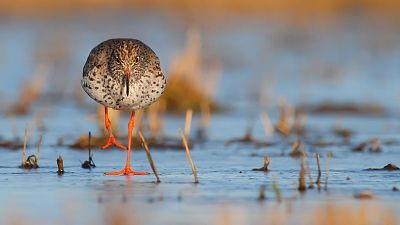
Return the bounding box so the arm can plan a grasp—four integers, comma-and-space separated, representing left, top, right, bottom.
316, 153, 322, 189
180, 130, 198, 183
139, 131, 160, 183
81, 132, 96, 169
57, 155, 64, 175
298, 158, 307, 192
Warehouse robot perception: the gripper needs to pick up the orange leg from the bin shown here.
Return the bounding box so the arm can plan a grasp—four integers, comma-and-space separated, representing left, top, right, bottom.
102, 107, 127, 150
105, 111, 150, 176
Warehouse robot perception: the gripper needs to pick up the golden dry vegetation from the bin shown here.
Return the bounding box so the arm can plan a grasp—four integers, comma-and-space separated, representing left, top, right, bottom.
1, 0, 400, 20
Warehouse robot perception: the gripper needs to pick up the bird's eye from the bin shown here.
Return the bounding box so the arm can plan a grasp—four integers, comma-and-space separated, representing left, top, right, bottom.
135, 56, 140, 64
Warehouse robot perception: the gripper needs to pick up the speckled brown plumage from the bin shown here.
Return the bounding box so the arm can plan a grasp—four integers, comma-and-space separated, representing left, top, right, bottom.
82, 39, 166, 110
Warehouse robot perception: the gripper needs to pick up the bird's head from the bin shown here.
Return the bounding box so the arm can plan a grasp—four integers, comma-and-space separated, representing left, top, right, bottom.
108, 43, 144, 96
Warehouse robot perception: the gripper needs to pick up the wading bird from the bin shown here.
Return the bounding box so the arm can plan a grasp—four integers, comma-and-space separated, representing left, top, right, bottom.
82, 39, 166, 175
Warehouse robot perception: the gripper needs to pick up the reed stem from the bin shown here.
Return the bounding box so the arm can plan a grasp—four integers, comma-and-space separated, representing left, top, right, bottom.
21, 125, 28, 165
316, 153, 321, 189
180, 130, 198, 183
139, 131, 161, 183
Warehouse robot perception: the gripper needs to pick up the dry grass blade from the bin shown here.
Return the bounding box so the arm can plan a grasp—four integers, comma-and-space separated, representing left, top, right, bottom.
21, 125, 28, 165
180, 129, 199, 183
139, 131, 160, 183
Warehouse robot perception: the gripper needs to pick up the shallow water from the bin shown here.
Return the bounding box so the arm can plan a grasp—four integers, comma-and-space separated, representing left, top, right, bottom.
0, 10, 399, 225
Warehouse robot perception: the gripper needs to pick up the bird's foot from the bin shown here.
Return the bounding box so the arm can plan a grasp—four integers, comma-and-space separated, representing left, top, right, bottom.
102, 135, 127, 150
104, 167, 150, 176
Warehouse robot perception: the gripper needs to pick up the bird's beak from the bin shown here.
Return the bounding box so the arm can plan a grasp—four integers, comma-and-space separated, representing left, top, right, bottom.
124, 70, 131, 96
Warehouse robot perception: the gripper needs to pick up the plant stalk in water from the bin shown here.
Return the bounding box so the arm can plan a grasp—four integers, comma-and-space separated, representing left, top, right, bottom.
180, 130, 198, 183
139, 131, 160, 183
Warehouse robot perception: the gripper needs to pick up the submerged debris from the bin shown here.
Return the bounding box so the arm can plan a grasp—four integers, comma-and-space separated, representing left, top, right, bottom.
352, 138, 382, 152
382, 164, 398, 170
57, 155, 64, 175
21, 155, 39, 169
81, 132, 96, 169
252, 155, 270, 172
365, 163, 399, 171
